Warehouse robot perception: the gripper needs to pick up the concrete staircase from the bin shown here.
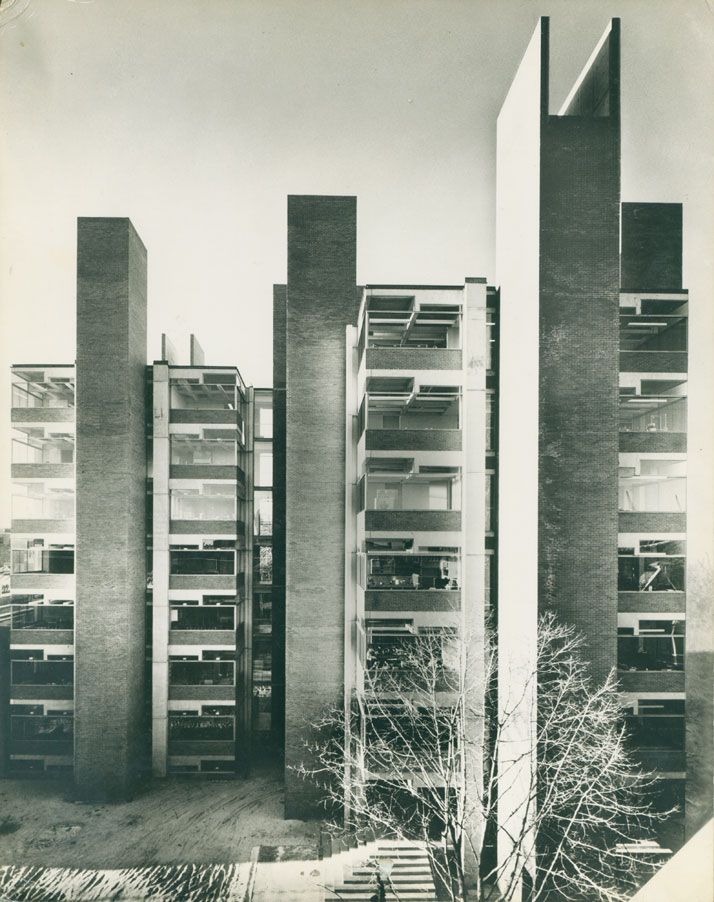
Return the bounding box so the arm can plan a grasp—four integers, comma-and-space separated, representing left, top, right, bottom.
320, 833, 438, 901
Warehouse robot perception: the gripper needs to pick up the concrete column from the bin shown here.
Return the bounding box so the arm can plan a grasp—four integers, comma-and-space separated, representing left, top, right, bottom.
462, 279, 488, 891
239, 386, 255, 775
151, 362, 170, 776
74, 217, 147, 799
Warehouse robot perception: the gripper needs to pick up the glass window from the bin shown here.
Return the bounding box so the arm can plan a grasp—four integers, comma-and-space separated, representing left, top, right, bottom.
256, 447, 273, 486
618, 620, 685, 671
12, 378, 75, 409
253, 545, 272, 585
170, 604, 235, 630
12, 430, 74, 464
169, 660, 235, 686
11, 660, 74, 685
12, 604, 74, 629
170, 550, 235, 575
11, 715, 73, 741
366, 476, 459, 511
12, 542, 74, 574
12, 483, 74, 520
170, 437, 236, 466
255, 398, 273, 439
170, 379, 236, 411
367, 554, 460, 590
618, 457, 686, 512
170, 484, 236, 521
254, 491, 273, 536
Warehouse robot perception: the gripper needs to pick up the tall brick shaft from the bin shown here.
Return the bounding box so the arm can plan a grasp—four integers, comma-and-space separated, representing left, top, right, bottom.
538, 19, 621, 682
74, 218, 147, 799
497, 19, 620, 895
282, 196, 359, 818
272, 284, 287, 747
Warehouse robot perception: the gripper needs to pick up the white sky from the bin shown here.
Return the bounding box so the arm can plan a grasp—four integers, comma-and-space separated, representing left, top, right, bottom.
0, 0, 712, 528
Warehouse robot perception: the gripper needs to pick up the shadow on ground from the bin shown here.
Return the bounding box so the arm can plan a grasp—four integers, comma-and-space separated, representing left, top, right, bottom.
0, 760, 320, 870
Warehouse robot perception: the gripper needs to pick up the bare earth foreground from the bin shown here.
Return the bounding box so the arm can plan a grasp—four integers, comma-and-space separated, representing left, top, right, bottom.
0, 763, 319, 870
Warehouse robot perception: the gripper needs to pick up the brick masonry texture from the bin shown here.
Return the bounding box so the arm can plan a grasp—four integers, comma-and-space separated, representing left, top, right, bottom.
11, 408, 74, 423
365, 348, 462, 370
12, 464, 74, 480
618, 671, 685, 693
617, 591, 685, 613
620, 350, 687, 372
366, 591, 461, 612
168, 741, 235, 756
365, 429, 461, 452
538, 114, 620, 685
365, 510, 461, 532
618, 512, 686, 533
10, 629, 74, 646
169, 410, 238, 424
168, 630, 235, 646
271, 284, 287, 744
12, 685, 73, 700
169, 574, 237, 591
168, 685, 235, 701
170, 520, 244, 536
283, 197, 360, 818
170, 465, 243, 481
75, 218, 147, 800
618, 433, 686, 453
11, 520, 74, 535
11, 572, 73, 589
620, 203, 683, 292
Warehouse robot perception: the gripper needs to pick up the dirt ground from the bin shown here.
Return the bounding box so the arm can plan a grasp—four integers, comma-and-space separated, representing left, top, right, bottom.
0, 762, 320, 870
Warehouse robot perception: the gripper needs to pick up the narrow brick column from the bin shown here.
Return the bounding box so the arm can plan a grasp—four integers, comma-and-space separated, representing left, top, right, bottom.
282, 196, 359, 818
74, 218, 147, 799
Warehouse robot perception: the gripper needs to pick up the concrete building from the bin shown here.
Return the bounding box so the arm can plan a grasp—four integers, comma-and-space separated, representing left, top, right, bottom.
1, 17, 710, 876
496, 16, 709, 862
4, 219, 277, 792
276, 197, 496, 819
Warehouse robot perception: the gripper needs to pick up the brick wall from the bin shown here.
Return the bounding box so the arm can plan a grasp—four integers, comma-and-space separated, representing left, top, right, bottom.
538, 114, 621, 685
620, 351, 687, 372
365, 429, 461, 452
620, 203, 683, 292
365, 348, 462, 370
618, 433, 686, 453
272, 285, 287, 747
365, 590, 460, 612
365, 510, 461, 532
74, 218, 147, 800
617, 591, 685, 613
283, 196, 359, 818
618, 512, 686, 533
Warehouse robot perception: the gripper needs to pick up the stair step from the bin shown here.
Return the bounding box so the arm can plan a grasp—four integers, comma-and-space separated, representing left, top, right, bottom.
339, 883, 436, 888
350, 868, 432, 875
326, 895, 437, 900
328, 892, 437, 898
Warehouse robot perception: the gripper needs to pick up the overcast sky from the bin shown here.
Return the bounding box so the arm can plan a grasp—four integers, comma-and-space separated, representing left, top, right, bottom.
1, 0, 712, 527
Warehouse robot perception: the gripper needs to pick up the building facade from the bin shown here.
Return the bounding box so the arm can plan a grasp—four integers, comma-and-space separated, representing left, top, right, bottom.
0, 15, 710, 868
2, 219, 278, 789
496, 16, 708, 857
274, 196, 497, 821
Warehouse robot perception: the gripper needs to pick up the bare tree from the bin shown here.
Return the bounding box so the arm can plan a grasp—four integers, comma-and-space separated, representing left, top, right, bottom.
294, 615, 673, 902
